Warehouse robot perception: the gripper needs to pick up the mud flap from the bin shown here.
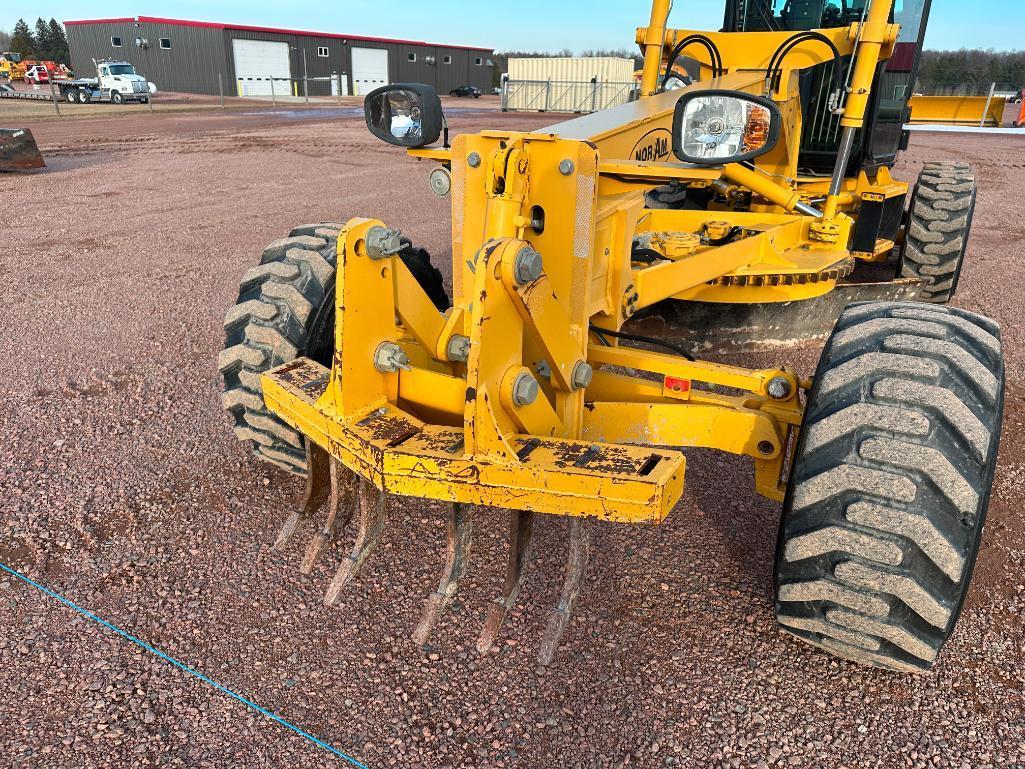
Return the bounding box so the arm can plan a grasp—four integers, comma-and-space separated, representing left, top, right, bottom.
0, 128, 45, 171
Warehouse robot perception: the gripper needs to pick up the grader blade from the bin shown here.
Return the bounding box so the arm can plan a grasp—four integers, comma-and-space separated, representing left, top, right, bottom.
324, 479, 388, 606
477, 511, 536, 654
412, 502, 473, 647
539, 518, 592, 666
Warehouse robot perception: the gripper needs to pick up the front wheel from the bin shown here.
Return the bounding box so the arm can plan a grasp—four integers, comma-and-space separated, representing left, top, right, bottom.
111, 90, 123, 104
899, 161, 976, 303
775, 301, 1004, 672
219, 222, 449, 475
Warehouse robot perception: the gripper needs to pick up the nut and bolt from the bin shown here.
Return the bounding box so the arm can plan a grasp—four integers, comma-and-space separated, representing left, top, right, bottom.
467, 151, 482, 168
571, 361, 593, 391
766, 376, 793, 399
512, 372, 539, 406
374, 342, 411, 373
514, 247, 544, 285
446, 334, 471, 363
558, 159, 575, 175
365, 226, 403, 260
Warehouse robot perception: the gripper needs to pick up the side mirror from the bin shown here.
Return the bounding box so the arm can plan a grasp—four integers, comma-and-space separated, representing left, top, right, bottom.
672, 90, 781, 165
364, 83, 444, 148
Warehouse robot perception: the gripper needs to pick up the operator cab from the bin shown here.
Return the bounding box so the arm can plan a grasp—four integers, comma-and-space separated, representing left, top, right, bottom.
722, 0, 933, 175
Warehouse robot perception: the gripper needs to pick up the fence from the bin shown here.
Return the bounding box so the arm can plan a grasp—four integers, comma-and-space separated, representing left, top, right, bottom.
501, 79, 638, 114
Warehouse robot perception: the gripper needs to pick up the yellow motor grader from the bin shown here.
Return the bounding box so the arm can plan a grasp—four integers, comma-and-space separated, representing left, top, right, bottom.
220, 0, 1004, 672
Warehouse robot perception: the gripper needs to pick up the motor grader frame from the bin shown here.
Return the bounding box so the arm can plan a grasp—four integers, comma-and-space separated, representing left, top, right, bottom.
224, 0, 1005, 671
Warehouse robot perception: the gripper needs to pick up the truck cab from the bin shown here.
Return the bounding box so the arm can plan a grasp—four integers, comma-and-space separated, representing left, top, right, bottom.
97, 60, 151, 103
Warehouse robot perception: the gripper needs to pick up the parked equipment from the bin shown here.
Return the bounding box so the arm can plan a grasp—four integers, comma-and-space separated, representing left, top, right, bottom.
221, 0, 1005, 674
55, 59, 154, 104
0, 128, 45, 171
0, 52, 26, 82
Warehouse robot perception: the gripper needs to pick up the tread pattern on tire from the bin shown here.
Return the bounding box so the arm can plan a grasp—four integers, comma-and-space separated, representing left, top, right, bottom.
900, 161, 976, 304
219, 223, 343, 475
219, 223, 451, 476
775, 301, 1004, 672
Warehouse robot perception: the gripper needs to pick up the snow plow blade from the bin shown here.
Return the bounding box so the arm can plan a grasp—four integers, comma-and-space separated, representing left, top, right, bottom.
0, 128, 45, 171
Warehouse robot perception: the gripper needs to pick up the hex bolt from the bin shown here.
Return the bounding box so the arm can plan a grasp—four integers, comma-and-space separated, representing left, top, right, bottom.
446, 334, 470, 363
512, 372, 539, 407
374, 342, 411, 373
559, 159, 575, 175
467, 151, 481, 168
571, 361, 593, 391
514, 247, 543, 285
766, 376, 793, 399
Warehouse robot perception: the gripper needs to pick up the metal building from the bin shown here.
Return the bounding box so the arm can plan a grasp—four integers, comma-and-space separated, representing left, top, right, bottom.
64, 16, 494, 97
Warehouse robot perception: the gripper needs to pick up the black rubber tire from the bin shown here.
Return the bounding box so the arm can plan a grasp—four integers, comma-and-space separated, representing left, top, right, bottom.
774, 301, 1004, 672
77, 89, 90, 104
219, 223, 449, 476
899, 161, 976, 304
65, 89, 76, 104
111, 91, 123, 104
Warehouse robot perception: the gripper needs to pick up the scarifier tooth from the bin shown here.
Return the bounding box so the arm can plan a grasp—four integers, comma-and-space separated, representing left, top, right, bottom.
324, 478, 388, 606
539, 518, 591, 666
301, 457, 357, 575
274, 442, 331, 550
477, 510, 535, 654
412, 503, 473, 647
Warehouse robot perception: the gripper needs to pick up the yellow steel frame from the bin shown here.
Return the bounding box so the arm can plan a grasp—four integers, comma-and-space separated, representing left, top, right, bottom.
263, 0, 901, 524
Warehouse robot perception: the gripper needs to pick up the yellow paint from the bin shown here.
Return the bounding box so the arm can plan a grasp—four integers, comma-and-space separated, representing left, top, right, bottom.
259, 0, 926, 523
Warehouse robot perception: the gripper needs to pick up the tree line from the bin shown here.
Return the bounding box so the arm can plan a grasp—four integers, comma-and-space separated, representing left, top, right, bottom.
1, 18, 70, 64
916, 49, 1025, 93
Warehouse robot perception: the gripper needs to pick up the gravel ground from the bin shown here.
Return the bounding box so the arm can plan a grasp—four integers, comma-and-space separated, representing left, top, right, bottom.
1, 104, 1024, 769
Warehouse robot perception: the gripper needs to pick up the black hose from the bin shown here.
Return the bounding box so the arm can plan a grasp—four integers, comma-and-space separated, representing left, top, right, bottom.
706, 226, 744, 246
589, 325, 696, 362
662, 34, 723, 88
765, 31, 843, 95
630, 248, 668, 264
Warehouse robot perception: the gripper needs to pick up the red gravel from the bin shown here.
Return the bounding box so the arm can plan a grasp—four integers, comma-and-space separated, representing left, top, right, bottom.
1, 104, 1024, 769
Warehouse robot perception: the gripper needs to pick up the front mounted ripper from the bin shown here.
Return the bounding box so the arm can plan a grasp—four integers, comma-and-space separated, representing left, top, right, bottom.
261, 122, 804, 662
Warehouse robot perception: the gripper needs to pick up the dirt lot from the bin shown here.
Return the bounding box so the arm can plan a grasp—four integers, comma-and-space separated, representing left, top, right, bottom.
2, 102, 1024, 769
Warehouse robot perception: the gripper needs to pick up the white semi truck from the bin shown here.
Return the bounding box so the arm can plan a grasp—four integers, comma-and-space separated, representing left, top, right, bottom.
55, 59, 156, 104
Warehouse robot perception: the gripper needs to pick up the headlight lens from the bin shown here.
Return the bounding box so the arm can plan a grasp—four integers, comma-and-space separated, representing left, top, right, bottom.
679, 95, 774, 161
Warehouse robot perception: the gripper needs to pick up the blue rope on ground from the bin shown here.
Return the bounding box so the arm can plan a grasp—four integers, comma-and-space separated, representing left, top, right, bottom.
0, 561, 370, 769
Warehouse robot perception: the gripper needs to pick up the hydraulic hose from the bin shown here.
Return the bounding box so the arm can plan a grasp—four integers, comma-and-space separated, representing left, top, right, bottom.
662, 34, 723, 87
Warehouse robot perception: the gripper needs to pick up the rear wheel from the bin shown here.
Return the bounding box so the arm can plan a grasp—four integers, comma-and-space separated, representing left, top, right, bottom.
899, 161, 976, 303
219, 223, 449, 475
775, 301, 1004, 672
77, 89, 90, 103
65, 89, 76, 103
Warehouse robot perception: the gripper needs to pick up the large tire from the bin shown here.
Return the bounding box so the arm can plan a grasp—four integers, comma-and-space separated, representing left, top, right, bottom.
219, 223, 449, 476
774, 301, 1004, 672
899, 161, 976, 304
111, 90, 123, 104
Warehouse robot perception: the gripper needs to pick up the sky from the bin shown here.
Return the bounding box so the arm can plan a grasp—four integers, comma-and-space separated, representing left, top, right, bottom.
3, 0, 1023, 52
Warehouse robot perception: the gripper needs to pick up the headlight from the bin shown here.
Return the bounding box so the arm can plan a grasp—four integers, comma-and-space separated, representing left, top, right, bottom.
672, 91, 781, 165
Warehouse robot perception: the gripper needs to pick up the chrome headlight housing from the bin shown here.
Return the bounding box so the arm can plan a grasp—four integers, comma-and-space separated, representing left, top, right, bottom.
672, 90, 781, 165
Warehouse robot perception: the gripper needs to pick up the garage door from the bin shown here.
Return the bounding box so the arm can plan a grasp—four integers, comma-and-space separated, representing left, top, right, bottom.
352, 47, 388, 96
232, 39, 290, 97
